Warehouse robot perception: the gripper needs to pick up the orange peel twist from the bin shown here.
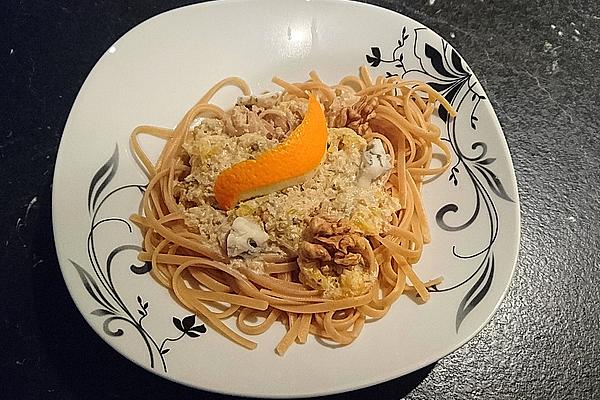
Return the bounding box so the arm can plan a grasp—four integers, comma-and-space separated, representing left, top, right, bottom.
214, 95, 328, 210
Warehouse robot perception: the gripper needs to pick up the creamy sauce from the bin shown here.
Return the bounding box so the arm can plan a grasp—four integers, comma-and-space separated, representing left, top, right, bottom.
176, 99, 401, 260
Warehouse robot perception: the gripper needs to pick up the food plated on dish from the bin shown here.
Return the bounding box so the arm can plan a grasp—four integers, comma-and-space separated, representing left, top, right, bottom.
52, 1, 519, 396
130, 67, 455, 354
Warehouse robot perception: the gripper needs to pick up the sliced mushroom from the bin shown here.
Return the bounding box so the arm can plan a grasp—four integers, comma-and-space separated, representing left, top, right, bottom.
237, 92, 281, 108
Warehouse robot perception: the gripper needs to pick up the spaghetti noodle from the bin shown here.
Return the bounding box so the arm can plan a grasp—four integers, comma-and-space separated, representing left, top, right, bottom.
130, 67, 455, 355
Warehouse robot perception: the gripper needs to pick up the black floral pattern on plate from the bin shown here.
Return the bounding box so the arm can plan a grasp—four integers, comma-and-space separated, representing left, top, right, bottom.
71, 145, 207, 372
367, 27, 514, 332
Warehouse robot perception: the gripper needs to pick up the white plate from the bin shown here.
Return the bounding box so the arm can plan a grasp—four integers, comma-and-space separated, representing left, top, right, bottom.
53, 0, 520, 397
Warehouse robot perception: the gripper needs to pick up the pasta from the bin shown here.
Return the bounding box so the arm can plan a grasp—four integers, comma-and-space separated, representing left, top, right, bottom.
130, 67, 455, 355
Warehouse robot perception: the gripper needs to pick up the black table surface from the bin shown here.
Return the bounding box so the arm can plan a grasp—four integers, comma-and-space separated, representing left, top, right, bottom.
2, 0, 599, 399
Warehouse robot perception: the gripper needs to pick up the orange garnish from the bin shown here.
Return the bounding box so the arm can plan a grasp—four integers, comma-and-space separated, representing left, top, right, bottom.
214, 95, 328, 210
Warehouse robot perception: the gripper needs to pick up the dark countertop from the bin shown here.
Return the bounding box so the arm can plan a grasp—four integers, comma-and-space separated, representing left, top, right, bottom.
2, 0, 599, 399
